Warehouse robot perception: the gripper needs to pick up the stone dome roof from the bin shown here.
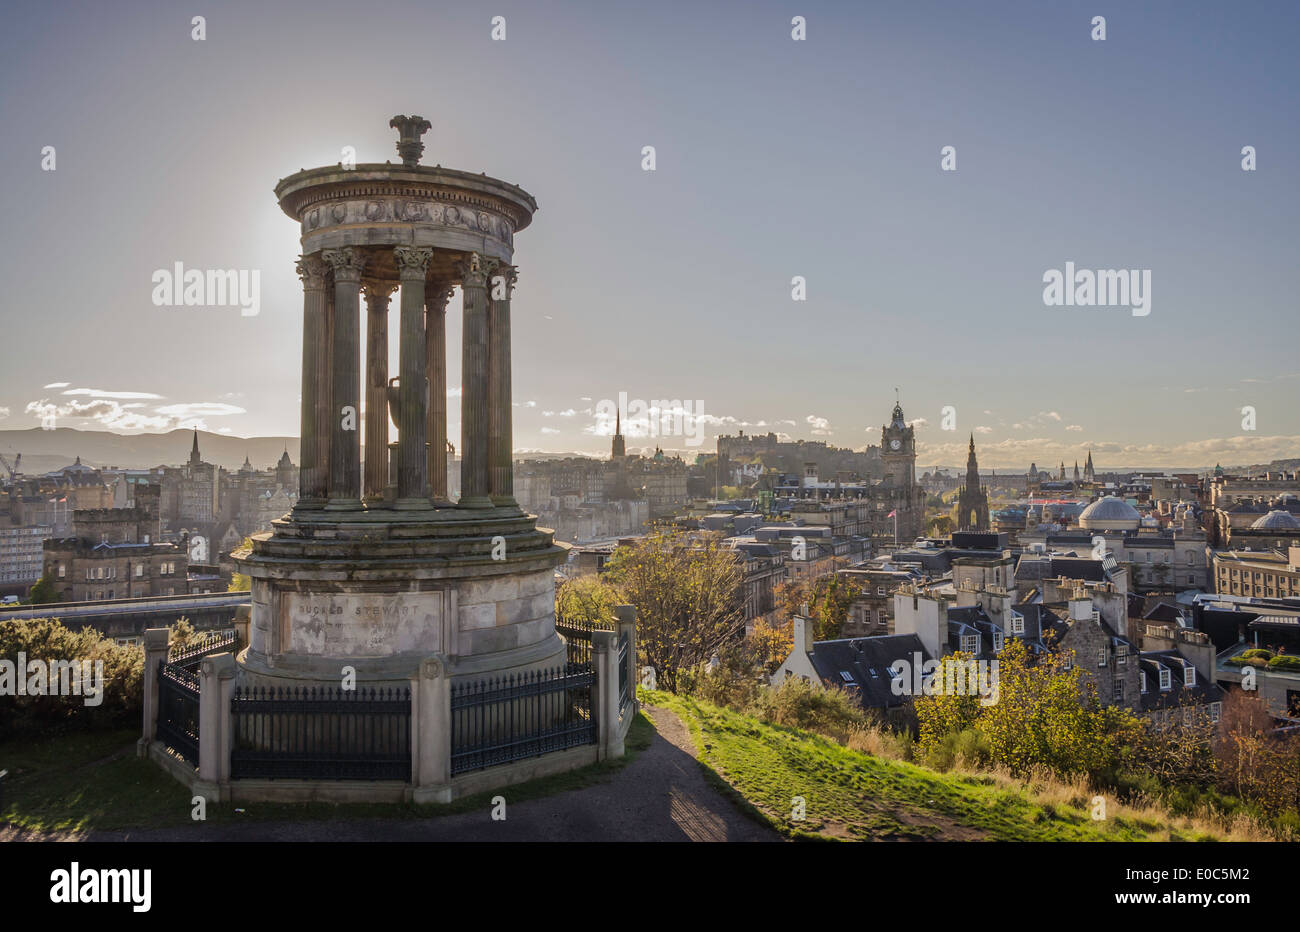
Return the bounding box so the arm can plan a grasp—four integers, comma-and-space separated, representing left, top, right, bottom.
1250, 509, 1300, 530
1079, 495, 1141, 530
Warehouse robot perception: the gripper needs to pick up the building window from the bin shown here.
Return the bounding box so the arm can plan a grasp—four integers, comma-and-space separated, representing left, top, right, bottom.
1209, 702, 1221, 723
1140, 671, 1147, 694
1112, 678, 1124, 702
135, 564, 144, 577
1184, 664, 1196, 687
57, 563, 65, 578
993, 631, 1004, 651
1098, 646, 1108, 668
1063, 653, 1074, 671
1159, 668, 1171, 691
1009, 614, 1025, 635
961, 634, 979, 654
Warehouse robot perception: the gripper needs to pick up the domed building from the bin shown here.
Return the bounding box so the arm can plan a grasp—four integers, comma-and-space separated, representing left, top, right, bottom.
1079, 495, 1141, 532
1251, 509, 1300, 531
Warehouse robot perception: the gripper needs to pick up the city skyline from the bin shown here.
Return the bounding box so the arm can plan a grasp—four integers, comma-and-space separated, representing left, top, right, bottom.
2, 0, 1297, 470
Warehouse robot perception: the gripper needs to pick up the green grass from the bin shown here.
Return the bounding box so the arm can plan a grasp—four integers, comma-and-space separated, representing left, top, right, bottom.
642, 690, 1219, 842
0, 713, 654, 835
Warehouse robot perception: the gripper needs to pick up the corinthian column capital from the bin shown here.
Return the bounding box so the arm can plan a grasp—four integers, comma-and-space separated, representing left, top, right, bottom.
456, 252, 498, 289
393, 246, 433, 281
362, 280, 399, 304
295, 255, 329, 290
322, 247, 366, 283
425, 283, 455, 312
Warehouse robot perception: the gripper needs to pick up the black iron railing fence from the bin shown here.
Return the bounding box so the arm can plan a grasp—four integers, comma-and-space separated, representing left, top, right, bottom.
450, 665, 595, 776
618, 627, 631, 718
555, 614, 613, 668
168, 631, 239, 669
229, 686, 411, 781
156, 659, 200, 765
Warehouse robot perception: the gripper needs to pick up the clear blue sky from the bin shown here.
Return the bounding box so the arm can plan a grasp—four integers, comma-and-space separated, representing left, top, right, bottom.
1, 0, 1296, 469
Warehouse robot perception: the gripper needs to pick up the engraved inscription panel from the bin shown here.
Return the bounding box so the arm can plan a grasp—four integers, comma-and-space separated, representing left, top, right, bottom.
285, 591, 446, 657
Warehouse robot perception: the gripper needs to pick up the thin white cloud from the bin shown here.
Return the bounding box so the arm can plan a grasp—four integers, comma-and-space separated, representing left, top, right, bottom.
62, 388, 164, 400
805, 414, 832, 436
43, 382, 70, 389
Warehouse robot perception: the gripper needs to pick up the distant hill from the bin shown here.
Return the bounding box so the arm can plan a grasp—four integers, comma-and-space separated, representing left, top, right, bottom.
0, 427, 298, 472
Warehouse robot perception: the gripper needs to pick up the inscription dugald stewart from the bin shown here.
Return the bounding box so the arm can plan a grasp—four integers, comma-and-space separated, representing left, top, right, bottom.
286, 591, 445, 656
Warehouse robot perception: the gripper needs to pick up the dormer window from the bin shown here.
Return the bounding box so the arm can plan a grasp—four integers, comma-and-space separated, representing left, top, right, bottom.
1184, 664, 1196, 687
1010, 613, 1025, 635
993, 631, 1004, 651
1159, 668, 1171, 691
961, 634, 980, 654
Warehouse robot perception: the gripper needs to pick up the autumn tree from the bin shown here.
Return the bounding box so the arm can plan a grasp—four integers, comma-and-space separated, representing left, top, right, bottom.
555, 573, 622, 627
602, 532, 744, 692
976, 638, 1142, 779
774, 572, 860, 641
748, 618, 793, 674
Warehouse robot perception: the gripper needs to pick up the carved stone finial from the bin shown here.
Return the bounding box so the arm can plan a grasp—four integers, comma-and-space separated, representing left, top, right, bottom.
389, 114, 432, 167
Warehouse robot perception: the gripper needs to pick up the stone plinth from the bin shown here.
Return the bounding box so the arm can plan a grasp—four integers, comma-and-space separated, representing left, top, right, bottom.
235, 509, 568, 688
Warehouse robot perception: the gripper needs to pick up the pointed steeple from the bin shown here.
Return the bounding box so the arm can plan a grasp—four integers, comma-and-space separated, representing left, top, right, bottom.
611, 405, 626, 460
188, 428, 202, 467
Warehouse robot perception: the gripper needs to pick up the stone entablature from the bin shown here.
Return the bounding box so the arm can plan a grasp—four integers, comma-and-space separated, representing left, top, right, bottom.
276, 166, 535, 262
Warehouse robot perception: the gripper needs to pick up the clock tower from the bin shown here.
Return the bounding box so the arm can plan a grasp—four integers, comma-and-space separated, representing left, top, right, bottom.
881, 401, 915, 491
876, 398, 922, 542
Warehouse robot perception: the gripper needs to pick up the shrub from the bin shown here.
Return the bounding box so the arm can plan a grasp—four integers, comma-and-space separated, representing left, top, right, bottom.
1268, 655, 1300, 672
922, 727, 991, 772
0, 617, 144, 735
0, 616, 199, 737
1240, 648, 1274, 661
748, 677, 867, 741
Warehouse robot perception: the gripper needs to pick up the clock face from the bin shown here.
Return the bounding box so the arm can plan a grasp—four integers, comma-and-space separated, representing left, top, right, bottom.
890, 439, 901, 450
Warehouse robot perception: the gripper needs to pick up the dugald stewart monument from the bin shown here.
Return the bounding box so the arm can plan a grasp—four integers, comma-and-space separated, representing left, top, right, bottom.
241, 115, 565, 688
141, 116, 636, 805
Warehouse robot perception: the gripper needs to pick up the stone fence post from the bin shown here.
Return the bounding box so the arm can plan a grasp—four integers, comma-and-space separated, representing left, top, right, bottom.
137, 627, 170, 758
615, 603, 638, 717
411, 654, 452, 803
197, 652, 238, 798
233, 604, 251, 651
592, 630, 622, 760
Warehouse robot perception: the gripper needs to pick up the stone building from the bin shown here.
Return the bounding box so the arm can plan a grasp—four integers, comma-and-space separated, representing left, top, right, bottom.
42, 504, 187, 602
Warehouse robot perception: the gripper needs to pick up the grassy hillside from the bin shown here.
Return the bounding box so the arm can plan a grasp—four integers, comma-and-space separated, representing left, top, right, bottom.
644, 690, 1260, 841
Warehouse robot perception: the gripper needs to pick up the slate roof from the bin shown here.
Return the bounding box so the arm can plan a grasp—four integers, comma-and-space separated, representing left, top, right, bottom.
807, 634, 931, 711
1138, 652, 1225, 712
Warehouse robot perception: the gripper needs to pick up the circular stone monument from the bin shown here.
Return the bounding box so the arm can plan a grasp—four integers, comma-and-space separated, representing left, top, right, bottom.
235, 115, 568, 688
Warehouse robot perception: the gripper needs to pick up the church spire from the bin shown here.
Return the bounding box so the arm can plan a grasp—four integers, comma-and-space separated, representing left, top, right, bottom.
188, 427, 202, 467
611, 406, 626, 459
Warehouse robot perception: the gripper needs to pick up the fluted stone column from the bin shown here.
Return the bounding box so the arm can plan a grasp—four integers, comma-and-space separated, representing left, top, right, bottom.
488, 264, 518, 509
425, 283, 454, 506
322, 247, 366, 510
457, 252, 496, 509
393, 247, 433, 509
362, 281, 397, 503
295, 255, 329, 508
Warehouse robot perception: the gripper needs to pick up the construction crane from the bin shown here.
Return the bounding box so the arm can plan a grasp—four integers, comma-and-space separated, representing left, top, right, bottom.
0, 452, 20, 481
